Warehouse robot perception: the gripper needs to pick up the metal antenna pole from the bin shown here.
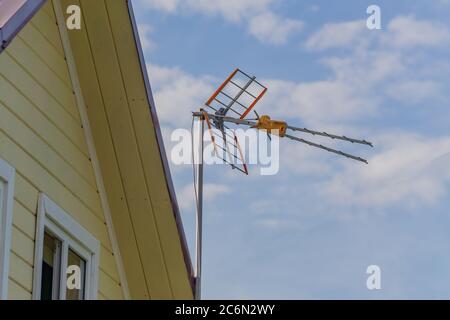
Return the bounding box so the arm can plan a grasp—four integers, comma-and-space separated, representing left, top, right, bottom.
195, 116, 204, 300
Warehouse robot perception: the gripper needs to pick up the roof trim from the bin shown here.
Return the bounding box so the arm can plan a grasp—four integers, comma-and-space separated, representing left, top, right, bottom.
126, 0, 196, 295
0, 0, 47, 54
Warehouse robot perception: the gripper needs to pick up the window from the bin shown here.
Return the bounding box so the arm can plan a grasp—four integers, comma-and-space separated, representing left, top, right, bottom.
33, 194, 99, 300
0, 157, 14, 299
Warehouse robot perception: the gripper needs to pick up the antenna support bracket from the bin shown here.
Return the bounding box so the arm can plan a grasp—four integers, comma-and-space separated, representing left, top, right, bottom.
252, 115, 287, 137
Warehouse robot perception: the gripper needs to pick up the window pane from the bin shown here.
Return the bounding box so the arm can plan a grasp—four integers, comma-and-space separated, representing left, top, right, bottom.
66, 249, 85, 300
41, 232, 61, 300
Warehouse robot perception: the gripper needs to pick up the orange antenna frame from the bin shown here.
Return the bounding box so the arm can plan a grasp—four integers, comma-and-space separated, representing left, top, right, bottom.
205, 68, 267, 120
202, 110, 248, 175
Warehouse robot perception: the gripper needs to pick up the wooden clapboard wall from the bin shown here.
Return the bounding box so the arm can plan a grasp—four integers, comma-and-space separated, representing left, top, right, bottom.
0, 1, 124, 300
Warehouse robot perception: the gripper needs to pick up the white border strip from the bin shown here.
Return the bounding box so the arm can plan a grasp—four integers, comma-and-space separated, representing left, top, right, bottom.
0, 158, 15, 299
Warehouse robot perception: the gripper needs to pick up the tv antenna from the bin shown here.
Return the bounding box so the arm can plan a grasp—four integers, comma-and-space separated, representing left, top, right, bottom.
191, 69, 373, 299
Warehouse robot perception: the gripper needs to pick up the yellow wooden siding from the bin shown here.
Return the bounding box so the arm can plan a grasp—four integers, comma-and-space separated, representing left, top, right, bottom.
9, 252, 33, 292
0, 102, 101, 215
59, 0, 193, 299
79, 0, 172, 298
17, 20, 72, 87
5, 37, 79, 121
0, 54, 88, 156
0, 1, 123, 299
105, 0, 193, 298
29, 2, 65, 56
13, 200, 36, 239
61, 0, 151, 299
99, 271, 123, 300
40, 0, 58, 24
0, 75, 95, 186
8, 279, 32, 300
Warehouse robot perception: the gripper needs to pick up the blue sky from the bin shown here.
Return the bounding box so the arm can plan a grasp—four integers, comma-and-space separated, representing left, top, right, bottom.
132, 0, 450, 299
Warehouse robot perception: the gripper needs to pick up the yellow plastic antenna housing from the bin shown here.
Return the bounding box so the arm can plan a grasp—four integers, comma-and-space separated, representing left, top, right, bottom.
253, 115, 287, 137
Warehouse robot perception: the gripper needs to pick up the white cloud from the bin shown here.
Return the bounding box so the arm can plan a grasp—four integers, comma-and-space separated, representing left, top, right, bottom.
183, 0, 274, 22
141, 0, 179, 12
308, 5, 320, 13
248, 16, 450, 210
141, 0, 274, 22
280, 142, 334, 176
285, 81, 373, 125
255, 218, 303, 230
321, 133, 450, 208
384, 16, 450, 48
305, 20, 367, 51
248, 12, 303, 45
322, 51, 405, 86
255, 76, 376, 129
137, 24, 156, 51
146, 64, 215, 129
386, 80, 442, 104
138, 0, 302, 45
306, 16, 450, 52
296, 16, 450, 129
178, 183, 231, 211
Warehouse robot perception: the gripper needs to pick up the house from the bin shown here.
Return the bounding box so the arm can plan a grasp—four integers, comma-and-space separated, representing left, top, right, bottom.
0, 0, 194, 300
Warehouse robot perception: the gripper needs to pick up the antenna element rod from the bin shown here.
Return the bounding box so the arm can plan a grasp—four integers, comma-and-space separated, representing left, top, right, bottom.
287, 125, 373, 147
285, 134, 369, 164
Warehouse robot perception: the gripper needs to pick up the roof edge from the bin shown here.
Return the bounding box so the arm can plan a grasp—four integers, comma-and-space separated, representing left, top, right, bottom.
0, 0, 47, 54
126, 0, 196, 296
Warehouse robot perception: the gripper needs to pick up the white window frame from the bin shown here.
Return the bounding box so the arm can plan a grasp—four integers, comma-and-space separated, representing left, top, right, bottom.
0, 158, 15, 300
33, 194, 99, 300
